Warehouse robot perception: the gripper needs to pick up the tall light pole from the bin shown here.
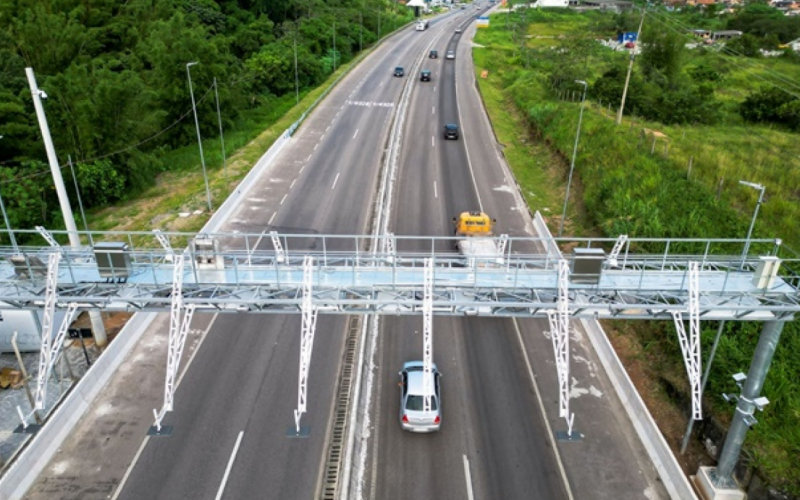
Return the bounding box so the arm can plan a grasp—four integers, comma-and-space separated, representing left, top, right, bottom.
26, 67, 108, 347
739, 180, 765, 267
616, 7, 645, 126
559, 80, 588, 238
294, 27, 300, 104
186, 62, 212, 211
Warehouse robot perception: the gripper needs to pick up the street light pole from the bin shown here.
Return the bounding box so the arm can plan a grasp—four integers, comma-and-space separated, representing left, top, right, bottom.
739, 180, 765, 267
559, 80, 588, 238
26, 67, 108, 347
186, 62, 212, 212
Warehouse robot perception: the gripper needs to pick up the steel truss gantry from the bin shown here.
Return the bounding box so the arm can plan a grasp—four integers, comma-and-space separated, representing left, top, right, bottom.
0, 231, 796, 322
152, 254, 196, 433
423, 258, 434, 413
294, 256, 319, 433
672, 262, 703, 420
547, 259, 575, 437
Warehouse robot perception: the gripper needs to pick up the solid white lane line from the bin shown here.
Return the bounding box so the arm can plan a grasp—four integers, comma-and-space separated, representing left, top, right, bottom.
269, 212, 276, 225
434, 181, 438, 199
215, 431, 245, 500
353, 128, 359, 140
331, 173, 340, 190
112, 314, 221, 500
432, 136, 435, 147
111, 435, 150, 500
463, 455, 475, 500
290, 179, 296, 189
432, 106, 435, 115
280, 194, 287, 205
512, 318, 575, 500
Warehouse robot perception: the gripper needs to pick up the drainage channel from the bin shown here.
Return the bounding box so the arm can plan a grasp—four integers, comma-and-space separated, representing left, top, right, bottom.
320, 316, 361, 500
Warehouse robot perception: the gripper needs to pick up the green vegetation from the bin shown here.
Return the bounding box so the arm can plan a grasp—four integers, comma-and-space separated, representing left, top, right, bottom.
0, 0, 412, 239
474, 6, 800, 494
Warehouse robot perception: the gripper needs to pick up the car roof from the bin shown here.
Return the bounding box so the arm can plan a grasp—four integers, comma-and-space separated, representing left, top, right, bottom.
403, 362, 439, 396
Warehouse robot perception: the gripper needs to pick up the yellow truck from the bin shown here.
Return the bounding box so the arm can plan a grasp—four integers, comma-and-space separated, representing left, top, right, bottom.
452, 211, 502, 264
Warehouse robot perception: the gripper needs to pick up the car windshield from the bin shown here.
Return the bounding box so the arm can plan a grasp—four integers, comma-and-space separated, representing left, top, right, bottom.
446, 124, 457, 130
406, 395, 438, 411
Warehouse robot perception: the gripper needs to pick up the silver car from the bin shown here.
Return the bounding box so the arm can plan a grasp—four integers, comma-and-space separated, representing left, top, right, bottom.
446, 50, 455, 60
399, 361, 442, 432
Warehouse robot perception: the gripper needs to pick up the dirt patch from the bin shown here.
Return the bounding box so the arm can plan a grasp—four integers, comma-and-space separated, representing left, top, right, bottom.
71, 311, 134, 345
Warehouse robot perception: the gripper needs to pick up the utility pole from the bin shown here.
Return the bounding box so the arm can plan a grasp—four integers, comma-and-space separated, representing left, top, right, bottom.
559, 80, 588, 237
616, 7, 646, 126
186, 62, 213, 211
294, 27, 300, 104
26, 67, 108, 347
213, 78, 227, 181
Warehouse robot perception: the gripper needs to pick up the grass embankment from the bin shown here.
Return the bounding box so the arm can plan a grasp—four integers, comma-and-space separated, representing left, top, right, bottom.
474, 9, 800, 494
85, 62, 354, 243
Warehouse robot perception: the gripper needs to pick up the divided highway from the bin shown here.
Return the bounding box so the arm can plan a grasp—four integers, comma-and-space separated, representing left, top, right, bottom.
365, 9, 569, 500
22, 6, 671, 500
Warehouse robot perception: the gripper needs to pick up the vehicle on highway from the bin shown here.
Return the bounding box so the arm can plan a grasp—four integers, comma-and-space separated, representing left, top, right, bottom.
420, 70, 431, 82
444, 123, 459, 139
399, 361, 441, 433
429, 49, 438, 58
452, 211, 503, 265
416, 19, 429, 31
455, 27, 463, 33
446, 50, 455, 59
394, 66, 404, 77
624, 41, 635, 49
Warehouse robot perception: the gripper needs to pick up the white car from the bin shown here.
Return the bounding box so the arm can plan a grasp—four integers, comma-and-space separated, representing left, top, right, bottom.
446, 50, 455, 59
455, 27, 463, 33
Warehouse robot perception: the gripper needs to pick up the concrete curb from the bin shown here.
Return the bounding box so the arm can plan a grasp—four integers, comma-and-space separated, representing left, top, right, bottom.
0, 312, 157, 499
534, 211, 697, 500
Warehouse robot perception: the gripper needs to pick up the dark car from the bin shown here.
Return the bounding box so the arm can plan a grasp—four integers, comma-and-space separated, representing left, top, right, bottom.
429, 49, 438, 58
394, 66, 404, 77
420, 70, 431, 82
444, 123, 459, 140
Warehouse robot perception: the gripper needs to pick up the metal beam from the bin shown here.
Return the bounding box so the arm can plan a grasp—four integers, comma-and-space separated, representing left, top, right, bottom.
294, 256, 318, 433
423, 258, 433, 413
33, 254, 60, 411
672, 261, 702, 420
548, 259, 575, 436
152, 254, 190, 433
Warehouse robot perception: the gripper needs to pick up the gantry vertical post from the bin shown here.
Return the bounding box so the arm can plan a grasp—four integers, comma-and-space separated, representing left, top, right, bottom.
294, 256, 318, 434
711, 321, 784, 488
423, 258, 434, 413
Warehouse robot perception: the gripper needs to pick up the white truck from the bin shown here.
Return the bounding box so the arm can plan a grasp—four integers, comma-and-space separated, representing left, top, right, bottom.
452, 211, 506, 266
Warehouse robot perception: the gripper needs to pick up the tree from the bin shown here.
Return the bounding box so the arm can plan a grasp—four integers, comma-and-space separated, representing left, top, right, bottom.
640, 25, 685, 87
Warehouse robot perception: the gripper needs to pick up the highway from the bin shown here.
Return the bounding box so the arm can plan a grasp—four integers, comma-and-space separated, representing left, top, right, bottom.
112, 18, 451, 500
365, 9, 569, 500
21, 6, 670, 500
